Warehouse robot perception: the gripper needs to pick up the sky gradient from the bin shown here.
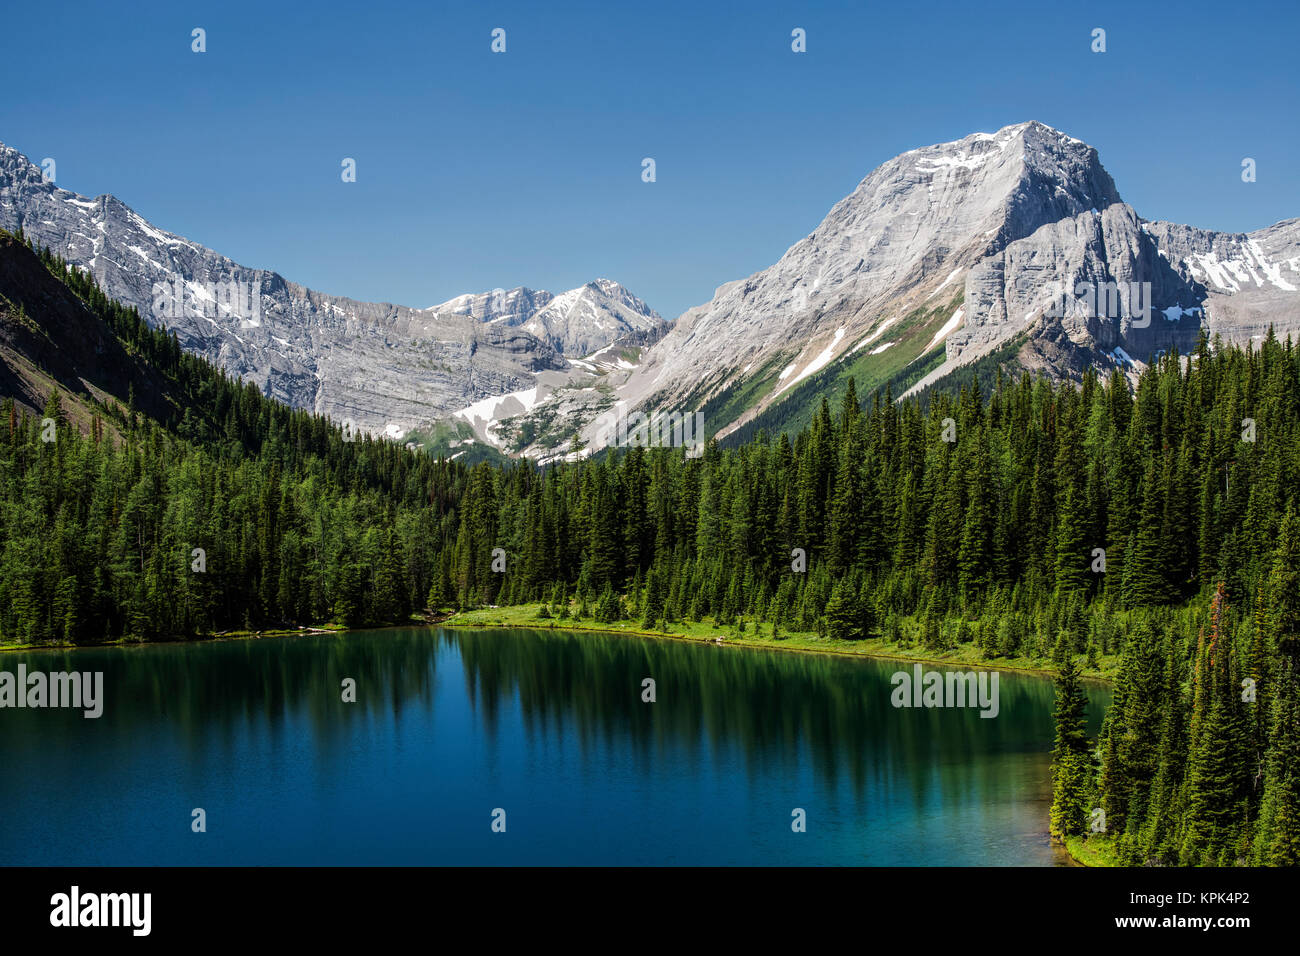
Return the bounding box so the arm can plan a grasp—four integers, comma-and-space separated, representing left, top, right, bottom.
1, 0, 1296, 319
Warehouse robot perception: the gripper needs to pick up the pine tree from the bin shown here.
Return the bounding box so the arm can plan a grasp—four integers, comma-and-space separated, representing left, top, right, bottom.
1051, 652, 1092, 839
825, 580, 862, 641
641, 566, 665, 630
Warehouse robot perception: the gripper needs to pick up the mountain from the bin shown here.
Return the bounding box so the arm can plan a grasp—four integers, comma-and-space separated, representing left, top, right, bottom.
429, 278, 662, 356
8, 125, 1296, 462
589, 122, 1300, 450
0, 141, 660, 440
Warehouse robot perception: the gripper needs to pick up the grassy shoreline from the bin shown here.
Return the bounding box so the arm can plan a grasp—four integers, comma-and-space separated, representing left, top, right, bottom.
1063, 835, 1121, 867
443, 602, 1118, 683
0, 622, 355, 652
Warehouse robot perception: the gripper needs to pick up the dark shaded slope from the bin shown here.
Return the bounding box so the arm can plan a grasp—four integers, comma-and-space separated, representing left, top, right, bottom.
0, 230, 179, 427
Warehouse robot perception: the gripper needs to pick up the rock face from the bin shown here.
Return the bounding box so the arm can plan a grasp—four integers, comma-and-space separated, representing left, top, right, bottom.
1143, 218, 1300, 345
606, 122, 1300, 445
618, 123, 1121, 417
935, 203, 1207, 380
429, 286, 555, 326
429, 277, 662, 357
0, 141, 659, 437
913, 209, 1300, 395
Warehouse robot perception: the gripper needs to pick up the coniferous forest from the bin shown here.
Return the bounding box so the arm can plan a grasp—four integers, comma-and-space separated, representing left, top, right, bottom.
2, 231, 1299, 866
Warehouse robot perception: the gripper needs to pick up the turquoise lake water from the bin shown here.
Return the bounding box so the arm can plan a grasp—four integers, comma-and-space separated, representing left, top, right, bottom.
0, 626, 1109, 865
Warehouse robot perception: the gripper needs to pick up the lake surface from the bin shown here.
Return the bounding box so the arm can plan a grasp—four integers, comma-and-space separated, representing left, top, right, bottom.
0, 627, 1109, 866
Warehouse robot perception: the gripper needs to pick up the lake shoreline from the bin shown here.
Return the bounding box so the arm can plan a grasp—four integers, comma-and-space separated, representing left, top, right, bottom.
0, 612, 461, 654
1, 607, 1113, 685
0, 623, 350, 653
441, 608, 1116, 685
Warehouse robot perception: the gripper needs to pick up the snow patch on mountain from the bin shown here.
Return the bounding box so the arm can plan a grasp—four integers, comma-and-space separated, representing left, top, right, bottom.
454, 385, 546, 447
853, 316, 901, 353
927, 307, 964, 350
776, 328, 846, 395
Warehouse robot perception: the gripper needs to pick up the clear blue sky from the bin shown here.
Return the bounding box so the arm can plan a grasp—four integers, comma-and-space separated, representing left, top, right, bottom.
1, 0, 1295, 318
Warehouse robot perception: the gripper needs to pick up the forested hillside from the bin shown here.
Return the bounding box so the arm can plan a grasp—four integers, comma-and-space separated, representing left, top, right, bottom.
0, 229, 453, 640
2, 226, 1297, 865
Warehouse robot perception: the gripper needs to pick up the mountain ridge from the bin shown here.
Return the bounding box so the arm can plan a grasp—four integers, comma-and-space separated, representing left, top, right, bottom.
0, 140, 661, 440
5, 124, 1298, 462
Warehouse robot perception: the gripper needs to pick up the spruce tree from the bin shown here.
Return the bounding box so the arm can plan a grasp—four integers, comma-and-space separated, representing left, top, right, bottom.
1050, 652, 1092, 839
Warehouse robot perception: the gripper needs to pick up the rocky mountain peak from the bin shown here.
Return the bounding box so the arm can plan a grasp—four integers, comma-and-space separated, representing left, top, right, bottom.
614, 123, 1123, 424
431, 277, 663, 357
824, 121, 1122, 275
597, 123, 1297, 454
429, 286, 554, 325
